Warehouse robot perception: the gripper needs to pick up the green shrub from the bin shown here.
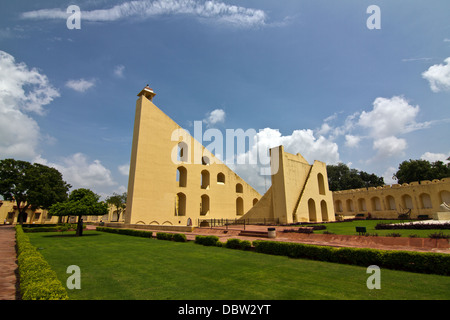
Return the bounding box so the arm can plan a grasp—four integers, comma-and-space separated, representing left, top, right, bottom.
96, 227, 152, 238
225, 238, 251, 250
15, 225, 69, 300
252, 239, 450, 276
156, 232, 174, 241
173, 233, 187, 242
195, 235, 219, 246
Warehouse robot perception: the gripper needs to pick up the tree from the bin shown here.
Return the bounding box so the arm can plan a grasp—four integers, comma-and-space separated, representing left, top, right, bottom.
106, 192, 127, 222
393, 159, 450, 184
0, 159, 71, 224
326, 163, 384, 191
49, 188, 108, 236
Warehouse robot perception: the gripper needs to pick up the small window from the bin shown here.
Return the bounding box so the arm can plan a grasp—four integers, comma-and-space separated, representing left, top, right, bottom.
202, 156, 210, 166
177, 166, 187, 187
236, 183, 243, 193
201, 170, 210, 189
217, 173, 225, 184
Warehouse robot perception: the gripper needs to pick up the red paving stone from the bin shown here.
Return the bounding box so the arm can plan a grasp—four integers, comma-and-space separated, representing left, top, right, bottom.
0, 226, 18, 300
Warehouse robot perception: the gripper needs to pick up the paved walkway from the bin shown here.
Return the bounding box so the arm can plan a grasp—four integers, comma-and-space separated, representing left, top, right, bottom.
0, 226, 18, 300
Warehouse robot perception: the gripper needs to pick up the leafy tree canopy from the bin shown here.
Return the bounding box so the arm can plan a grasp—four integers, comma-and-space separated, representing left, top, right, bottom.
326, 163, 384, 191
0, 158, 71, 223
393, 159, 450, 184
105, 192, 127, 221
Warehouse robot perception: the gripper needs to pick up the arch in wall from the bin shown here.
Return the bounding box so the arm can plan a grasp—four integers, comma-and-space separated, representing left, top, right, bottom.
200, 194, 210, 216
371, 197, 381, 211
335, 200, 343, 212
175, 192, 186, 216
177, 166, 187, 187
317, 173, 325, 195
236, 197, 244, 216
419, 193, 432, 209
217, 172, 225, 184
320, 200, 329, 221
308, 198, 317, 222
178, 142, 189, 163
136, 221, 146, 225
201, 170, 210, 189
402, 194, 413, 209
236, 183, 243, 193
202, 156, 210, 166
440, 190, 450, 204
162, 221, 173, 225
358, 198, 367, 211
346, 199, 354, 212
386, 195, 396, 210
253, 198, 258, 206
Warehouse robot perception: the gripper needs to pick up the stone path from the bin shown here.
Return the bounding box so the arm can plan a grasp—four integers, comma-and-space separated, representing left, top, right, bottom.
0, 226, 18, 300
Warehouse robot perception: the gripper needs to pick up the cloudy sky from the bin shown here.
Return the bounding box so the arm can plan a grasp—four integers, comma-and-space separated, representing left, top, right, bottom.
0, 0, 449, 197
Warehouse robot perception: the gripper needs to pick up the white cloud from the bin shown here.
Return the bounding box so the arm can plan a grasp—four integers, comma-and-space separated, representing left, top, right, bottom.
113, 65, 125, 78
231, 127, 340, 194
34, 153, 117, 190
21, 0, 268, 28
358, 96, 421, 139
345, 134, 361, 148
203, 108, 225, 127
420, 151, 450, 164
65, 78, 96, 92
422, 57, 450, 92
373, 136, 407, 158
0, 50, 59, 160
118, 163, 130, 176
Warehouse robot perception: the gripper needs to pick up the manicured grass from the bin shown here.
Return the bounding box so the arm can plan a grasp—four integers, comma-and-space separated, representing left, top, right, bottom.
303, 220, 450, 238
27, 230, 450, 300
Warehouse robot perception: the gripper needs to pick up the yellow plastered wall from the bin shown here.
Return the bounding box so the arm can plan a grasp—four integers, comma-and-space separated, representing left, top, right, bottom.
126, 92, 262, 226
332, 178, 450, 219
242, 146, 335, 224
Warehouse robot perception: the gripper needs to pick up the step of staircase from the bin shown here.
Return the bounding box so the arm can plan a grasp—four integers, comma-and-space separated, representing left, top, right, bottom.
238, 230, 269, 238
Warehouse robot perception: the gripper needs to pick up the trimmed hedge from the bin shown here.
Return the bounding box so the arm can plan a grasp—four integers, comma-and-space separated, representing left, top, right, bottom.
23, 224, 85, 233
376, 222, 450, 230
195, 235, 220, 246
252, 240, 450, 276
224, 238, 252, 250
156, 232, 173, 241
15, 225, 69, 300
96, 226, 152, 238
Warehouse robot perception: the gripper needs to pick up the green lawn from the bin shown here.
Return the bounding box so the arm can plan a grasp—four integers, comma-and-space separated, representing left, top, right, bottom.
302, 220, 450, 238
26, 230, 450, 300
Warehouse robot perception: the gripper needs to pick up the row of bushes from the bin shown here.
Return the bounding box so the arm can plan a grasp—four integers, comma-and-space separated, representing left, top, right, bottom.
156, 232, 187, 242
96, 227, 188, 242
15, 225, 69, 300
194, 235, 252, 250
22, 223, 83, 233
375, 222, 450, 230
96, 226, 153, 238
252, 240, 450, 276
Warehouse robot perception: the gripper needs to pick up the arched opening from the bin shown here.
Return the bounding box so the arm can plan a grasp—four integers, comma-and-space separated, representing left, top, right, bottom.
175, 193, 186, 216
371, 197, 381, 211
419, 193, 432, 209
335, 200, 343, 212
320, 200, 329, 221
402, 194, 413, 209
317, 173, 325, 195
202, 156, 210, 166
178, 142, 189, 163
177, 166, 187, 187
440, 190, 450, 204
358, 198, 367, 211
200, 195, 210, 216
253, 198, 258, 206
346, 199, 354, 212
217, 173, 225, 184
386, 195, 396, 210
236, 197, 244, 216
201, 170, 210, 189
308, 198, 316, 222
236, 183, 243, 193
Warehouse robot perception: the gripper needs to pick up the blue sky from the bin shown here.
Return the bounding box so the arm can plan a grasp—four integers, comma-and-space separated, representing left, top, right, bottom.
1, 0, 449, 197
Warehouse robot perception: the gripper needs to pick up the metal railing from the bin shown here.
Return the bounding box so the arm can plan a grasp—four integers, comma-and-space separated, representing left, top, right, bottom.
197, 218, 280, 230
